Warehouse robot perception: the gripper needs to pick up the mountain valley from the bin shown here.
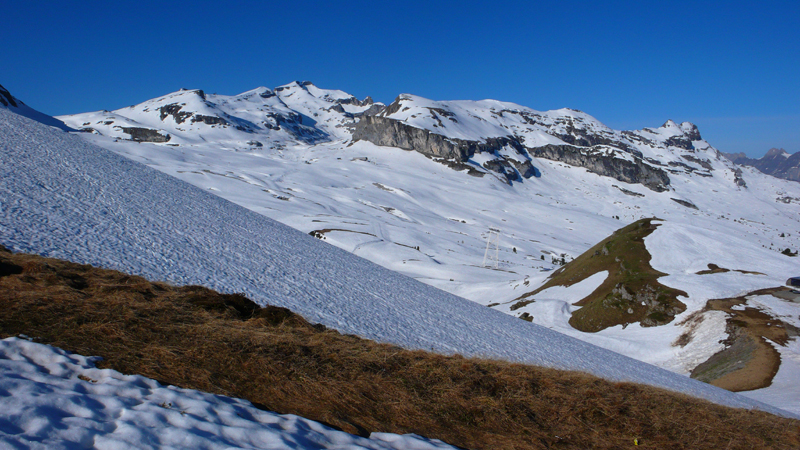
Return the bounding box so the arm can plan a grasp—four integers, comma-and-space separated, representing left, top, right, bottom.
44, 81, 800, 414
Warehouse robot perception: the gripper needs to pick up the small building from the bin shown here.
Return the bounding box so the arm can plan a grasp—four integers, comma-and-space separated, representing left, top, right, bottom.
787, 277, 800, 288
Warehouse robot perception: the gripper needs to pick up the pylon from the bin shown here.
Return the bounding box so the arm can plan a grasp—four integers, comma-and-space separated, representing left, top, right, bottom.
482, 228, 500, 269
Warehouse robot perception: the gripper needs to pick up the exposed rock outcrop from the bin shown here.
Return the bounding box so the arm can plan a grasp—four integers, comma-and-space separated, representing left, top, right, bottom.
354, 116, 671, 190
353, 115, 535, 184
354, 115, 524, 160
0, 84, 18, 108
733, 168, 747, 188
528, 145, 671, 192
670, 198, 698, 210
120, 127, 171, 143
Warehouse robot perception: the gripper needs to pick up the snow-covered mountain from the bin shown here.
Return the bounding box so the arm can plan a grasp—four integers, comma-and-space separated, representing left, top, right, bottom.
55, 81, 800, 414
0, 83, 72, 131
5, 87, 794, 429
724, 148, 800, 183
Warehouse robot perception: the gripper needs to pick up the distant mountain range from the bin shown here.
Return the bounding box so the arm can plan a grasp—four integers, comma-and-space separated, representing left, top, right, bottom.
723, 148, 800, 182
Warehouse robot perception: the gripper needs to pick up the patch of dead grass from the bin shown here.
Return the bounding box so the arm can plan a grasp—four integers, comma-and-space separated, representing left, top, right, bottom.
1, 246, 799, 449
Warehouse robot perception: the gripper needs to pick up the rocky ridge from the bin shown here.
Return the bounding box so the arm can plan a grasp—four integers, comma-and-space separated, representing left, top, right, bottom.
57, 82, 740, 190
724, 148, 800, 183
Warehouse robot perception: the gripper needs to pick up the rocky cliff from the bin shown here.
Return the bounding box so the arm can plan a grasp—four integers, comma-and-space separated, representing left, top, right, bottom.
354, 115, 671, 190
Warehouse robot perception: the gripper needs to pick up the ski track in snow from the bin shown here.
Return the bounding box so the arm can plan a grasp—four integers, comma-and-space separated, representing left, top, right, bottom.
0, 107, 794, 422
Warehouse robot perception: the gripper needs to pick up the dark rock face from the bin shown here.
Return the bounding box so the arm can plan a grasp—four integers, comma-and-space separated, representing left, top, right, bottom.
358, 104, 386, 117
191, 115, 227, 126
158, 103, 229, 127
381, 96, 406, 117
353, 116, 536, 184
665, 135, 695, 151
337, 95, 374, 107
733, 168, 747, 188
482, 158, 522, 183
120, 127, 171, 143
508, 159, 539, 178
0, 84, 18, 108
159, 103, 193, 124
354, 116, 672, 190
613, 185, 645, 197
682, 123, 702, 141
529, 145, 671, 192
724, 148, 800, 183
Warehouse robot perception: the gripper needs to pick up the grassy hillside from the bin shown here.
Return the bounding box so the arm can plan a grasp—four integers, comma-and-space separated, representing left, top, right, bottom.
1, 246, 798, 449
512, 218, 687, 332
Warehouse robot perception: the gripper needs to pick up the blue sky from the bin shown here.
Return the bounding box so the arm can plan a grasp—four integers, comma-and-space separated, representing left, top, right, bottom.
2, 0, 797, 156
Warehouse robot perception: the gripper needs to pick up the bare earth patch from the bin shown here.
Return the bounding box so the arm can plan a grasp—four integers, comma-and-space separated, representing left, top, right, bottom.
691, 288, 795, 392
696, 263, 765, 276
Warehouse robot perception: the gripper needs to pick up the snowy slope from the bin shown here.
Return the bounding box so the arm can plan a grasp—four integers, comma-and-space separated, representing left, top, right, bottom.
0, 337, 458, 450
0, 105, 791, 420
0, 83, 72, 131
56, 83, 800, 414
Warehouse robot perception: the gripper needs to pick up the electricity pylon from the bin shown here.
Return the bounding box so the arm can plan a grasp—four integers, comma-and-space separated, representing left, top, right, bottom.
482, 227, 500, 269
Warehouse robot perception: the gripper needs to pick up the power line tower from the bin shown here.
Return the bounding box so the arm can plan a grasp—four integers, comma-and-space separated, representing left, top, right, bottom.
482, 227, 500, 269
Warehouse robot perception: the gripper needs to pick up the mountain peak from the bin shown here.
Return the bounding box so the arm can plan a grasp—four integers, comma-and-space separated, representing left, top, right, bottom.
679, 122, 702, 140
765, 147, 790, 158
661, 119, 680, 129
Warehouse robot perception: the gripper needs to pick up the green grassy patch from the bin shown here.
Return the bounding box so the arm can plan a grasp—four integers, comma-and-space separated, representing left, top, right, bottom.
512, 219, 686, 332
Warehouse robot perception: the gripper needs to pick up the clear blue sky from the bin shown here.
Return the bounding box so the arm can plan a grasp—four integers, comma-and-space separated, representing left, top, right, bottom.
2, 1, 797, 157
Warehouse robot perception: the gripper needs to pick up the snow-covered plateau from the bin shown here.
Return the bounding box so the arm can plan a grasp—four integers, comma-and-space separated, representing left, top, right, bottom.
1, 82, 799, 445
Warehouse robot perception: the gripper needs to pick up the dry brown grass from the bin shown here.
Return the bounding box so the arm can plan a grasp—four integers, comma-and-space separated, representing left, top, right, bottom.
1, 246, 799, 449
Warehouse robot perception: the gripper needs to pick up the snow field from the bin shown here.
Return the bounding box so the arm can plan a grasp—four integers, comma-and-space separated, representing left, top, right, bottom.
0, 337, 459, 450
